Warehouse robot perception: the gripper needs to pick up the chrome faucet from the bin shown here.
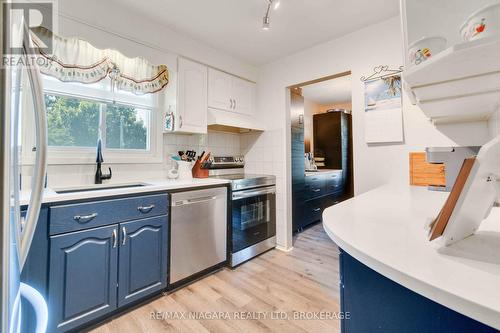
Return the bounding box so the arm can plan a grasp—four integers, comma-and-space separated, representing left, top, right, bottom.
95, 139, 112, 184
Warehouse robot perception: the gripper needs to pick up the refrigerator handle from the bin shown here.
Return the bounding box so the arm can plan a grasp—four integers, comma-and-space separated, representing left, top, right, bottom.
19, 283, 48, 333
18, 25, 48, 269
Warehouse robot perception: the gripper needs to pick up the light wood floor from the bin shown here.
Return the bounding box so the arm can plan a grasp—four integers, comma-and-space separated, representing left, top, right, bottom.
91, 223, 340, 333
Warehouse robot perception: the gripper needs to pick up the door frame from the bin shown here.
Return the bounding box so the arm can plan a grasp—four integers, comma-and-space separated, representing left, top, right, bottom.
285, 70, 353, 246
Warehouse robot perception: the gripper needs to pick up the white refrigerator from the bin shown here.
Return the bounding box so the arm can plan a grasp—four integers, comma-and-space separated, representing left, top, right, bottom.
1, 12, 49, 333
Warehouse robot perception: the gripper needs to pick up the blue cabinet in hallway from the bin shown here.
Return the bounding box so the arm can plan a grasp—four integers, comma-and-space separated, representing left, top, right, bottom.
118, 216, 168, 307
49, 224, 119, 332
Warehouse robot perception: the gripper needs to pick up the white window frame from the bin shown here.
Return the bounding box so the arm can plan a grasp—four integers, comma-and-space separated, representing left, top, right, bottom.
21, 75, 163, 165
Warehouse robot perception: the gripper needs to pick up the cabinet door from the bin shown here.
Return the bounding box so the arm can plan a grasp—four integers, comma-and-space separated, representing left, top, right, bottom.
208, 68, 232, 111
176, 58, 208, 134
231, 77, 254, 115
49, 225, 118, 332
118, 216, 167, 307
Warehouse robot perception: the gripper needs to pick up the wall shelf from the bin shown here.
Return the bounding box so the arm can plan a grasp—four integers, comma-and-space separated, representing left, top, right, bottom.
404, 36, 500, 124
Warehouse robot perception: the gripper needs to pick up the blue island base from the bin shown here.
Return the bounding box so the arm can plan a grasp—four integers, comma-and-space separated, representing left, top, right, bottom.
339, 249, 498, 333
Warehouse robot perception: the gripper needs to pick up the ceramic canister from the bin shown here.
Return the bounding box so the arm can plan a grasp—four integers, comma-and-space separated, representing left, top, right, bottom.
408, 36, 447, 67
176, 160, 194, 180
460, 3, 500, 41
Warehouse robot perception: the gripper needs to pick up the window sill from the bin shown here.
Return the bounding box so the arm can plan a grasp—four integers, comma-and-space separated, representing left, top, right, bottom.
22, 149, 163, 165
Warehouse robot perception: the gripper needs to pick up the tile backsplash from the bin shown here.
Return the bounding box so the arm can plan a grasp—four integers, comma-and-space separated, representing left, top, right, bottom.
22, 131, 244, 189
163, 131, 241, 169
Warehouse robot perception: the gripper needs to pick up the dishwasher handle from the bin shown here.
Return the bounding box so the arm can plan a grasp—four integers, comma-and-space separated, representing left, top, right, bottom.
172, 196, 218, 207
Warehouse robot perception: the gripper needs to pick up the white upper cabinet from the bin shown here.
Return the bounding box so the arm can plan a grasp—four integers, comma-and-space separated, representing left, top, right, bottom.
208, 68, 233, 110
208, 68, 256, 116
231, 78, 254, 115
175, 57, 208, 134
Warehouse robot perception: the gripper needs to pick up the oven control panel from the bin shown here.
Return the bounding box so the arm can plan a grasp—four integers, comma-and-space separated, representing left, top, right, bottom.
208, 156, 245, 167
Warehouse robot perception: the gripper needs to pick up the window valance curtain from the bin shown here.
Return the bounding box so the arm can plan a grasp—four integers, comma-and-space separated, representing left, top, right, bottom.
31, 27, 169, 95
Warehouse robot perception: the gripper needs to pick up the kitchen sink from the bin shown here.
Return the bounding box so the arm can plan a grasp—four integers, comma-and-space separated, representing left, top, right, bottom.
54, 183, 149, 194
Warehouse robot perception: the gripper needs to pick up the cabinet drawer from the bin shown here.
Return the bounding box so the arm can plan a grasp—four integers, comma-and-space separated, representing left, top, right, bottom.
303, 198, 324, 226
305, 174, 326, 199
306, 184, 325, 198
326, 172, 343, 193
305, 174, 325, 185
324, 193, 343, 209
50, 194, 168, 235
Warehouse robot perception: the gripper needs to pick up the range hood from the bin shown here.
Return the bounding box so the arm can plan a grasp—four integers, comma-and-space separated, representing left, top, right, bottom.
207, 108, 265, 133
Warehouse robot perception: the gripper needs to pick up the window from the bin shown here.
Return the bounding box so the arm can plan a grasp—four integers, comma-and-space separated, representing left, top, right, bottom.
105, 103, 150, 150
21, 75, 163, 165
45, 94, 101, 148
44, 93, 151, 151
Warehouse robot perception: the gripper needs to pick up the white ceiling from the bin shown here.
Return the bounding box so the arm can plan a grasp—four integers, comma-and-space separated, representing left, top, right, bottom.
112, 0, 399, 65
302, 75, 352, 105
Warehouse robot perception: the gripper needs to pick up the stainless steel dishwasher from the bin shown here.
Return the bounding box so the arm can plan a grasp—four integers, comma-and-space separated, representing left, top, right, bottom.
170, 187, 227, 284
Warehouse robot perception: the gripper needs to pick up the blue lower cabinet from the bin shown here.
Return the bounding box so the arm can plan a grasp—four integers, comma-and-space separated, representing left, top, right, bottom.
118, 216, 167, 307
49, 225, 119, 332
339, 249, 498, 333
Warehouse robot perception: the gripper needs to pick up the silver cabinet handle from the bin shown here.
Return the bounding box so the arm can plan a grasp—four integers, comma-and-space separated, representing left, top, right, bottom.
234, 98, 237, 109
73, 213, 98, 223
179, 115, 183, 128
313, 208, 322, 212
312, 188, 321, 192
112, 229, 117, 248
229, 98, 233, 109
19, 23, 48, 269
122, 227, 127, 246
138, 204, 155, 213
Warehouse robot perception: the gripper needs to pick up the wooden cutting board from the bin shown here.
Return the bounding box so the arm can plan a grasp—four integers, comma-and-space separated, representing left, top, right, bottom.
409, 152, 446, 187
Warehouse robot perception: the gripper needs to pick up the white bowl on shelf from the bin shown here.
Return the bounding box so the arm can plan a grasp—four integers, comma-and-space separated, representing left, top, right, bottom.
460, 3, 500, 41
408, 36, 447, 67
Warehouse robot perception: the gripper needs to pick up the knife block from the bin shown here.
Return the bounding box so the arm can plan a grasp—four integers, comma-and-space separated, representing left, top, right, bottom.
192, 159, 209, 178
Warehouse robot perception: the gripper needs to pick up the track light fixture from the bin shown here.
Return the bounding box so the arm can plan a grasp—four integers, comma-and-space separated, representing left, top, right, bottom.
262, 0, 280, 30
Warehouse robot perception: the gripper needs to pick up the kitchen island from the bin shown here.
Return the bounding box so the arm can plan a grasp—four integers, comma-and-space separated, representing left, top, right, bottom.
323, 184, 500, 332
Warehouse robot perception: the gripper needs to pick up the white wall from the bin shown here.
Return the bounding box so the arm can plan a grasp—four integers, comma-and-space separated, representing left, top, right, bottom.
252, 16, 491, 249
489, 109, 500, 138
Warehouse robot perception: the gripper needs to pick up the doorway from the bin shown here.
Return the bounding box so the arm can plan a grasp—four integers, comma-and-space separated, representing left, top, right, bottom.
289, 71, 354, 234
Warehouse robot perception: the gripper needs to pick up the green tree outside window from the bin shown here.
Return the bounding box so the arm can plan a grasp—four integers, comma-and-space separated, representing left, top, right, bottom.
44, 94, 149, 150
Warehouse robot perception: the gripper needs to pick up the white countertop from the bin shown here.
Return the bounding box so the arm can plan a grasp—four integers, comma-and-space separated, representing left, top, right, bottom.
323, 184, 500, 329
20, 178, 230, 206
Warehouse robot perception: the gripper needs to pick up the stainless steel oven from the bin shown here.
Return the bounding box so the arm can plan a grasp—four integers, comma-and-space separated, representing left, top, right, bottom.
232, 185, 276, 256
208, 157, 277, 267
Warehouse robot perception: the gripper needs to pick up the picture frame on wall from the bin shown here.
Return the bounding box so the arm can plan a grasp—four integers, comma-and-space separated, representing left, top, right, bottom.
361, 66, 404, 144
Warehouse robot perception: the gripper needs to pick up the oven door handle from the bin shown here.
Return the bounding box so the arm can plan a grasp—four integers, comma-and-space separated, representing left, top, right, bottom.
232, 187, 276, 200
